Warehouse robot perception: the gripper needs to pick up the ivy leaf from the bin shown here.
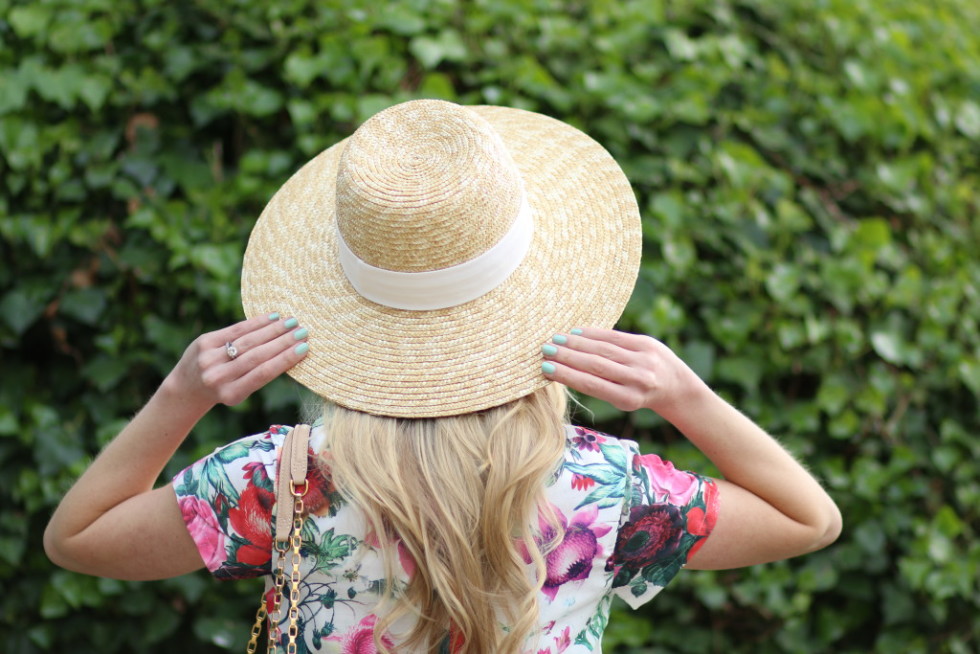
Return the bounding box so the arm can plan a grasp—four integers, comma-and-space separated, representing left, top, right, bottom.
7, 5, 53, 38
957, 360, 980, 397
409, 30, 467, 69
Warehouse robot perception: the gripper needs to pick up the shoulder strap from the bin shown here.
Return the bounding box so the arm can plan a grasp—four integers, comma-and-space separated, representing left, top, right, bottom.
275, 423, 311, 544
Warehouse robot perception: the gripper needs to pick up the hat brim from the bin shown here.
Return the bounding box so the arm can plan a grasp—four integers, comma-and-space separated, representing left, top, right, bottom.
241, 105, 641, 417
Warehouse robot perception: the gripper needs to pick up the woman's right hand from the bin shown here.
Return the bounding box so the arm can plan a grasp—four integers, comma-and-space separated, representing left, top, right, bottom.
164, 313, 310, 412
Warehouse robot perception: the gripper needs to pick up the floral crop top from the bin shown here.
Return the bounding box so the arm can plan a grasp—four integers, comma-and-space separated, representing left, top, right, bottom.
173, 424, 718, 653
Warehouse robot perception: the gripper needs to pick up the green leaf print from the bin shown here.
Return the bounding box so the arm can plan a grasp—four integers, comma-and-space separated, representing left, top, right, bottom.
641, 554, 685, 588
577, 481, 627, 511
306, 527, 358, 575
598, 441, 627, 470
201, 458, 241, 507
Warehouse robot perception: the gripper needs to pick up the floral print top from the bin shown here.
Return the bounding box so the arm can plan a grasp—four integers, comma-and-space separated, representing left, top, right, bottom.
173, 424, 718, 653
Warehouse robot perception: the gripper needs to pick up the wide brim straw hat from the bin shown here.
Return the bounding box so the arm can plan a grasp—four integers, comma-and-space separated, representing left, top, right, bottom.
242, 99, 641, 418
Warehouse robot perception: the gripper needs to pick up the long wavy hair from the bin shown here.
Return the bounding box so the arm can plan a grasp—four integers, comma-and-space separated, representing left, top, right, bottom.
319, 383, 568, 653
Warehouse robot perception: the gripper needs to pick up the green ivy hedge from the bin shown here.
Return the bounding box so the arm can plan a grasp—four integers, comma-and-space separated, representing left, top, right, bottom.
2, 0, 978, 652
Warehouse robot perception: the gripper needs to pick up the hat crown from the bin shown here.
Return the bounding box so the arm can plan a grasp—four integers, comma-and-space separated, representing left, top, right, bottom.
335, 100, 525, 273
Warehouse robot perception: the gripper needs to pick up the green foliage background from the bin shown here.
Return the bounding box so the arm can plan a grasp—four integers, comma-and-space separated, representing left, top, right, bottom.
2, 0, 978, 652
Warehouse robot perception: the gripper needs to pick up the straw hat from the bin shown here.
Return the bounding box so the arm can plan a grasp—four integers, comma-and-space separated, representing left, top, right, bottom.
241, 99, 640, 418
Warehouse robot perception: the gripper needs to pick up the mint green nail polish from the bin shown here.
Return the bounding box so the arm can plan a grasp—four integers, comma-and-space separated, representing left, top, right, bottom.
541, 362, 556, 375
552, 334, 568, 345
542, 344, 558, 356
293, 327, 308, 340
570, 328, 583, 335
295, 342, 309, 355
268, 312, 281, 320
283, 317, 298, 329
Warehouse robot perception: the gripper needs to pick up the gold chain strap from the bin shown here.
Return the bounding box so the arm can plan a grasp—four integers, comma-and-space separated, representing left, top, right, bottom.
285, 484, 307, 654
247, 482, 308, 653
267, 540, 290, 653
245, 605, 266, 654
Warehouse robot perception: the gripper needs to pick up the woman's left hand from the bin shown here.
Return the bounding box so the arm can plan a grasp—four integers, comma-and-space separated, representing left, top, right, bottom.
539, 328, 706, 420
165, 313, 310, 411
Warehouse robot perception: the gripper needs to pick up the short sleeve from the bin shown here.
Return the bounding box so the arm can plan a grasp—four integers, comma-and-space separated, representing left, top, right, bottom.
171, 426, 287, 580
609, 441, 719, 608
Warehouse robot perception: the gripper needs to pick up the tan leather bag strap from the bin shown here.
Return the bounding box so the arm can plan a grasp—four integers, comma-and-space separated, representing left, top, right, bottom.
275, 424, 311, 544
247, 424, 313, 654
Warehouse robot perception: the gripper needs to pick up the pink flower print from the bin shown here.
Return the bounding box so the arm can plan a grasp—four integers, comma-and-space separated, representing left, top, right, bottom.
571, 426, 606, 452
540, 504, 612, 601
534, 627, 571, 654
635, 453, 698, 506
364, 530, 416, 578
178, 496, 226, 572
553, 626, 571, 653
327, 615, 395, 653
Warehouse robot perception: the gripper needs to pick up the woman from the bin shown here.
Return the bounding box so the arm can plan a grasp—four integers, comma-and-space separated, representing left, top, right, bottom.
45, 100, 841, 653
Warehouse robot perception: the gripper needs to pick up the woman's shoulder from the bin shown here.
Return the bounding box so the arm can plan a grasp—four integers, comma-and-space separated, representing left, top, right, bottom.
553, 424, 640, 498
563, 424, 640, 461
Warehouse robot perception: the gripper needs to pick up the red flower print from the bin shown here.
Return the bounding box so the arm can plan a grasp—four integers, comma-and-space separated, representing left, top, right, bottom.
276, 446, 338, 518
606, 503, 684, 575
686, 507, 708, 536
571, 474, 596, 491
686, 480, 719, 558
302, 452, 338, 517
703, 478, 720, 520
228, 482, 275, 566
448, 621, 465, 652
263, 585, 276, 614
214, 492, 229, 515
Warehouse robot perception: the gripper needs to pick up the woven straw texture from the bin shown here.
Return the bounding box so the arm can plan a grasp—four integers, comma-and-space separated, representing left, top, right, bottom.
241, 100, 640, 417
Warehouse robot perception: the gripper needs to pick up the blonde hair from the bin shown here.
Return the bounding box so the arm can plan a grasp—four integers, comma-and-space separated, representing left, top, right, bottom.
321, 383, 568, 653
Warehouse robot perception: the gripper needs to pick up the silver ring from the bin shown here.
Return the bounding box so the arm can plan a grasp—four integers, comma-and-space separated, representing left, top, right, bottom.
225, 341, 239, 359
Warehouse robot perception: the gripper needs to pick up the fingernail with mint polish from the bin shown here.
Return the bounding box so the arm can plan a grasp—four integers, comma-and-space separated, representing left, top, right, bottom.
294, 342, 309, 356
541, 362, 556, 375
552, 334, 568, 345
268, 312, 281, 321
283, 317, 298, 329
293, 327, 308, 340
541, 344, 558, 356
570, 328, 583, 335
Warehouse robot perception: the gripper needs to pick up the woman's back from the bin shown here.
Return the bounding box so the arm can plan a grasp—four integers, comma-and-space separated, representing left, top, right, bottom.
175, 422, 716, 652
